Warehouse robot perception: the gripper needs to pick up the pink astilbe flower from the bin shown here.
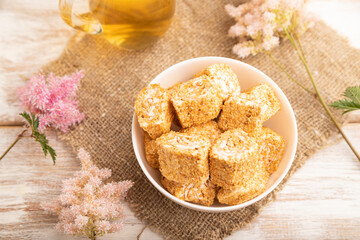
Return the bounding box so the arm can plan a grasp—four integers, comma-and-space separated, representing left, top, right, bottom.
1, 71, 85, 164
225, 0, 314, 58
18, 71, 85, 132
41, 149, 134, 240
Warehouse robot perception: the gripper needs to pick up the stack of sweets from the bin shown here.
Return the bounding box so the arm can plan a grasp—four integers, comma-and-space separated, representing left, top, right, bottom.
255, 127, 286, 175
134, 84, 174, 139
218, 83, 281, 134
169, 75, 223, 128
134, 64, 286, 206
209, 129, 260, 189
161, 177, 216, 206
156, 131, 210, 185
193, 63, 240, 100
179, 120, 222, 145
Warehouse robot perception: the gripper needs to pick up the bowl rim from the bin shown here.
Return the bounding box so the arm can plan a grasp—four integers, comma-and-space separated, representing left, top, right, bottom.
131, 56, 298, 212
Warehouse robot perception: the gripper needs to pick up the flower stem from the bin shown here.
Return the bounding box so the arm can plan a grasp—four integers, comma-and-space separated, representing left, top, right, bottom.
90, 230, 96, 240
0, 129, 28, 161
294, 33, 307, 62
267, 52, 315, 95
283, 28, 360, 162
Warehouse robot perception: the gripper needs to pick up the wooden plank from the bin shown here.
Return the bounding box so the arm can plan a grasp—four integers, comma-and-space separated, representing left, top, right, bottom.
0, 125, 360, 239
0, 0, 74, 125
0, 126, 155, 239
228, 124, 360, 239
307, 0, 360, 49
0, 126, 79, 239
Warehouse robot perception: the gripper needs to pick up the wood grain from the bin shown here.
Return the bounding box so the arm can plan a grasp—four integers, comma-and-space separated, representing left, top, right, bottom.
0, 126, 359, 239
230, 124, 360, 239
0, 0, 360, 239
0, 127, 155, 240
0, 0, 73, 126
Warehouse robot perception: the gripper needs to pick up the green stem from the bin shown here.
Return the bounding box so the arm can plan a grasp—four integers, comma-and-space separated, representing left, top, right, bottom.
0, 129, 27, 161
267, 52, 315, 96
90, 230, 96, 240
294, 33, 307, 62
283, 28, 360, 162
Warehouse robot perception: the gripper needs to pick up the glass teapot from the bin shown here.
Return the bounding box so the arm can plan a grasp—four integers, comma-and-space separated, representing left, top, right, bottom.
59, 0, 175, 50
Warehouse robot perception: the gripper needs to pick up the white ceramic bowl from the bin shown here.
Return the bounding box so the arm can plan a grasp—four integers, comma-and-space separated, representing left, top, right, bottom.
132, 57, 297, 212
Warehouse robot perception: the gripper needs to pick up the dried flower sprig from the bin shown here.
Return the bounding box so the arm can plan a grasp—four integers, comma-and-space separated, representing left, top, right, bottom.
41, 149, 133, 240
226, 0, 360, 162
0, 72, 85, 163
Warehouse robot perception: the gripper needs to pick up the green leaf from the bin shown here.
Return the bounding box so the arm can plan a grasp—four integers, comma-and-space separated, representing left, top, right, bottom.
34, 132, 47, 144
21, 111, 57, 164
38, 140, 48, 157
330, 86, 360, 114
32, 130, 40, 138
330, 99, 360, 113
47, 145, 57, 165
32, 129, 57, 165
19, 112, 32, 126
33, 116, 39, 131
30, 112, 36, 123
344, 86, 360, 105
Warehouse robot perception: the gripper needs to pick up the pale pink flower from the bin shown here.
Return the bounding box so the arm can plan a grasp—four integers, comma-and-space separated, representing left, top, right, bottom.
262, 36, 280, 50
97, 168, 112, 179
265, 0, 280, 10
90, 199, 123, 219
226, 0, 313, 58
283, 0, 304, 10
18, 74, 50, 112
47, 72, 83, 101
59, 193, 78, 205
246, 23, 261, 38
263, 11, 276, 22
18, 71, 85, 132
109, 222, 124, 232
61, 223, 78, 235
253, 0, 264, 5
99, 181, 133, 200
83, 181, 96, 197
263, 23, 274, 36
225, 4, 250, 18
224, 4, 240, 18
228, 24, 246, 38
62, 182, 81, 195
95, 220, 112, 233
233, 43, 254, 58
75, 215, 89, 228
41, 148, 133, 239
244, 13, 255, 25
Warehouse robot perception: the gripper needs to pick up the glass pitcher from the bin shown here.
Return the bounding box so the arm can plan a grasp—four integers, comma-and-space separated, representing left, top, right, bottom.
59, 0, 175, 50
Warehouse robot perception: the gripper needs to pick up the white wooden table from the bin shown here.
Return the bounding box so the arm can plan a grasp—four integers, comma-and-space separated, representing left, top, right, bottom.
1, 0, 360, 239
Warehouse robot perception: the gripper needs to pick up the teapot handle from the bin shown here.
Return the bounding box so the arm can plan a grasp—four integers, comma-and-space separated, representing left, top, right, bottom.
59, 0, 102, 34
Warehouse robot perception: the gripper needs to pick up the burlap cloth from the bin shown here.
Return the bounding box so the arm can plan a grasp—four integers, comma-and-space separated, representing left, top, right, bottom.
42, 0, 360, 239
